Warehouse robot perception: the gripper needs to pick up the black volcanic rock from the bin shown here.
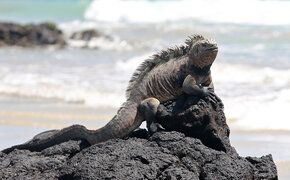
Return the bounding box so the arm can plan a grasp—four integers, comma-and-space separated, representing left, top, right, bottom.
0, 132, 277, 179
70, 29, 103, 41
69, 29, 114, 49
0, 22, 65, 47
156, 93, 232, 153
0, 94, 278, 179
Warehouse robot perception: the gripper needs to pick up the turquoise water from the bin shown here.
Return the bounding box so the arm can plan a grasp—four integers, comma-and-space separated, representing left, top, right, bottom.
0, 0, 92, 23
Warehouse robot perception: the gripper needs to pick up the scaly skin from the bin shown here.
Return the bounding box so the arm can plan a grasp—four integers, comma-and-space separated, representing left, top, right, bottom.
2, 35, 218, 153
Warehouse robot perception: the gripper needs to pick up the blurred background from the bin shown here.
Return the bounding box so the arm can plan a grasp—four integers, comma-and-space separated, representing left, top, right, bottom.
0, 0, 289, 178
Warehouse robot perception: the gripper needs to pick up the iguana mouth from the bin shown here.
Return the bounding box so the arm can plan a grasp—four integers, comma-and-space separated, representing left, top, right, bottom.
207, 47, 218, 52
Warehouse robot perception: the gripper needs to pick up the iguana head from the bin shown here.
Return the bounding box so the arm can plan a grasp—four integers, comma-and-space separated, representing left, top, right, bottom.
187, 35, 218, 68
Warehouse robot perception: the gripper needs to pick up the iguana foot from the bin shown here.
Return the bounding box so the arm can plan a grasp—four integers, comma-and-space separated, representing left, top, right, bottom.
183, 75, 213, 98
139, 98, 164, 135
148, 122, 165, 134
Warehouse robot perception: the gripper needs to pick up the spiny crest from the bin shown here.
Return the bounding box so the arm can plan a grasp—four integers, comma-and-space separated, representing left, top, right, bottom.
125, 34, 205, 99
151, 35, 205, 62
151, 46, 187, 62
125, 58, 157, 98
148, 34, 205, 65
185, 34, 205, 48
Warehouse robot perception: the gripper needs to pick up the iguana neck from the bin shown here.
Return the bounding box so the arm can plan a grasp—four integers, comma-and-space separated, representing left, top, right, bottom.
189, 64, 212, 77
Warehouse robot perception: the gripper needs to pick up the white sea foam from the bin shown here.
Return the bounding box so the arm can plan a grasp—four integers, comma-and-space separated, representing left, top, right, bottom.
0, 75, 124, 108
85, 0, 290, 25
0, 50, 289, 130
212, 63, 290, 131
67, 36, 132, 50
115, 53, 152, 72
59, 21, 133, 50
0, 53, 152, 108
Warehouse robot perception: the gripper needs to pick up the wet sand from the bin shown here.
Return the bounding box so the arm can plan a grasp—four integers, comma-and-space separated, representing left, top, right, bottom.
0, 95, 116, 149
230, 130, 290, 180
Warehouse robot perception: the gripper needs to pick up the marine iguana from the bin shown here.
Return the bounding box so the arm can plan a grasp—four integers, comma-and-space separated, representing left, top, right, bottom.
2, 35, 218, 153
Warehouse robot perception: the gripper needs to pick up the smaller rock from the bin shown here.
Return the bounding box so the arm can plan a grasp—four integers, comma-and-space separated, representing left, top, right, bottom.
156, 93, 233, 153
246, 155, 278, 179
70, 29, 104, 41
68, 28, 115, 49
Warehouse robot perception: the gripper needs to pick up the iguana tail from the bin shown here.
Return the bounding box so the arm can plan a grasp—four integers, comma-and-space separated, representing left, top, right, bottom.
87, 100, 143, 144
2, 101, 143, 153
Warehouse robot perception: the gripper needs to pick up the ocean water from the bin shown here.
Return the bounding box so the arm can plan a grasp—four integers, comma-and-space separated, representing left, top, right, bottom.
0, 0, 289, 179
0, 0, 92, 23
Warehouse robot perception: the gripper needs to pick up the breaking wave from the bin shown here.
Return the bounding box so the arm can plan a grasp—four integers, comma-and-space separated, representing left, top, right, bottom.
0, 50, 289, 131
85, 0, 290, 25
212, 63, 290, 131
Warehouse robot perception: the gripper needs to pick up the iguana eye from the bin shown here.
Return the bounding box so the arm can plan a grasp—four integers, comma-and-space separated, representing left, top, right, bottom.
226, 129, 230, 137
195, 48, 199, 56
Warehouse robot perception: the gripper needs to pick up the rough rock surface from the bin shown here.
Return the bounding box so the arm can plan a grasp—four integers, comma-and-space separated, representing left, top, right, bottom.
0, 132, 277, 180
0, 94, 278, 179
0, 21, 117, 49
0, 22, 65, 47
156, 93, 232, 153
70, 29, 112, 41
68, 29, 114, 49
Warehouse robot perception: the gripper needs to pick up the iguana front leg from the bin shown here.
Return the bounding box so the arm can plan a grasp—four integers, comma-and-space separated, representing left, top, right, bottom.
201, 74, 223, 104
183, 74, 213, 97
139, 98, 164, 134
183, 75, 222, 107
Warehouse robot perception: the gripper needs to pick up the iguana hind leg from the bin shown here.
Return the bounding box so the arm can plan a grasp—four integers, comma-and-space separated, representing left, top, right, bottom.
139, 98, 164, 134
